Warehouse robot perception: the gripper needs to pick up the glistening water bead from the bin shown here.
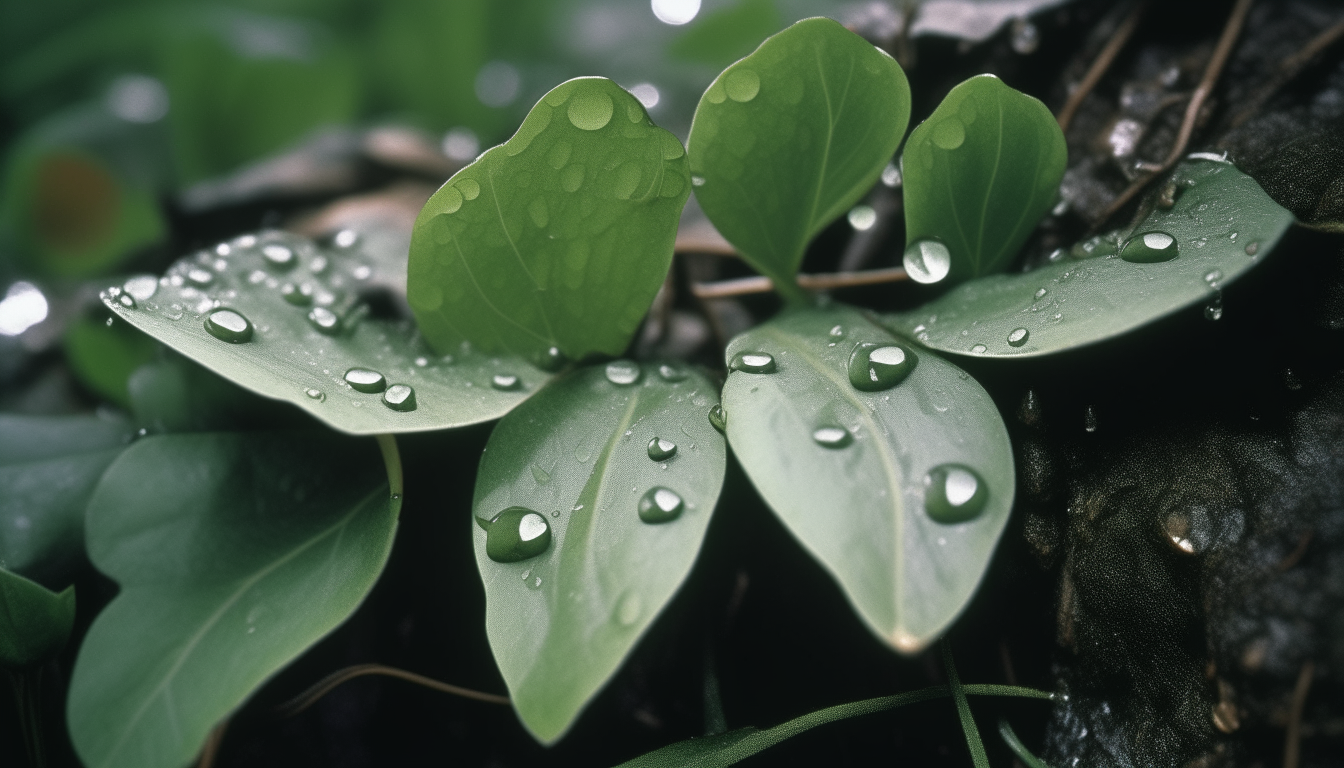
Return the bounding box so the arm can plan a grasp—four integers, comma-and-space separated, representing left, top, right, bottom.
382, 384, 416, 411
344, 368, 386, 393
903, 240, 952, 284
924, 464, 988, 523
812, 426, 852, 448
730, 352, 776, 374
1120, 231, 1178, 263
605, 360, 641, 385
708, 404, 727, 433
491, 373, 520, 390
478, 507, 552, 562
308, 306, 340, 334
647, 437, 677, 461
204, 308, 253, 343
848, 342, 917, 391
638, 487, 684, 524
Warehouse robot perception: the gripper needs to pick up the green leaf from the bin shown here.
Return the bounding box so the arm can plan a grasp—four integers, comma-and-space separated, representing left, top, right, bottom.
68, 431, 400, 768
102, 231, 552, 435
688, 17, 910, 293
721, 304, 1013, 653
0, 412, 132, 578
667, 0, 782, 70
613, 684, 1053, 768
901, 74, 1066, 282
0, 567, 75, 670
473, 361, 726, 743
408, 77, 690, 362
64, 313, 158, 408
885, 160, 1296, 357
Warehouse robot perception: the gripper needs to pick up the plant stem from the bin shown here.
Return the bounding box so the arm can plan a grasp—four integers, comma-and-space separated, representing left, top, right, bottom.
692, 267, 909, 299
941, 640, 989, 768
374, 434, 403, 500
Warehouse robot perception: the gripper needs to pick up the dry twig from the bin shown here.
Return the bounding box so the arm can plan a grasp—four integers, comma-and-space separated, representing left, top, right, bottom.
1284, 660, 1315, 768
691, 267, 909, 299
1056, 0, 1150, 134
275, 663, 509, 719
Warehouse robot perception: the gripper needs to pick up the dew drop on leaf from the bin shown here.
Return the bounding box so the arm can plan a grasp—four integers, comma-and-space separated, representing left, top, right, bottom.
923, 464, 988, 523
305, 388, 325, 402
812, 425, 852, 448
382, 384, 416, 411
262, 244, 296, 270
480, 507, 552, 562
1007, 328, 1029, 347
724, 68, 760, 102
204, 308, 252, 343
605, 360, 641, 385
708, 404, 727, 433
657, 363, 688, 382
730, 352, 776, 374
281, 282, 314, 306
1120, 231, 1178, 263
638, 487, 684, 523
307, 306, 340, 335
491, 373, 521, 391
848, 342, 917, 391
647, 437, 677, 461
903, 240, 951, 284
344, 368, 386, 393
123, 275, 157, 302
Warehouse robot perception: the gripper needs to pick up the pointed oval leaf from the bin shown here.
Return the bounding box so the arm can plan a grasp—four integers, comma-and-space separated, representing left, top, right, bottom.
886, 160, 1295, 357
722, 304, 1013, 653
0, 568, 75, 670
408, 77, 691, 362
687, 17, 911, 288
473, 362, 726, 743
902, 74, 1066, 282
102, 231, 551, 435
68, 431, 399, 768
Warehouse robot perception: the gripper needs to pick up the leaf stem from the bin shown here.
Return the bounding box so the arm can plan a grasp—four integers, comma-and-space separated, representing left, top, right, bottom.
274, 663, 510, 719
941, 640, 989, 768
374, 434, 403, 499
692, 267, 909, 299
999, 718, 1053, 768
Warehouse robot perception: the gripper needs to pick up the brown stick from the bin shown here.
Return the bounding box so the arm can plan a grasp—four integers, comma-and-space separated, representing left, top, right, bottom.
1057, 0, 1150, 133
691, 267, 909, 299
1284, 660, 1315, 768
275, 663, 510, 719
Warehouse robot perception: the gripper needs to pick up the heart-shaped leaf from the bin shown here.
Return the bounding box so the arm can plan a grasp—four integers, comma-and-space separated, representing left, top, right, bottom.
687, 17, 911, 294
0, 567, 76, 670
408, 77, 691, 362
885, 160, 1295, 357
68, 431, 399, 768
102, 230, 551, 435
0, 412, 132, 579
901, 74, 1066, 282
473, 361, 725, 743
721, 304, 1013, 653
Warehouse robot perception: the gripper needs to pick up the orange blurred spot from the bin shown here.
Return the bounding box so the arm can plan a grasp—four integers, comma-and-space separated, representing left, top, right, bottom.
31, 152, 121, 253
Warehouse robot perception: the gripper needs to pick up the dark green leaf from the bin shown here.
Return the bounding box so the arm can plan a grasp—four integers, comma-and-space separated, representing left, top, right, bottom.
901, 74, 1066, 282
473, 361, 725, 743
103, 231, 551, 435
0, 412, 132, 578
721, 304, 1013, 652
408, 77, 690, 362
128, 353, 310, 434
687, 17, 910, 293
68, 431, 400, 768
885, 160, 1295, 357
0, 567, 75, 670
64, 314, 158, 408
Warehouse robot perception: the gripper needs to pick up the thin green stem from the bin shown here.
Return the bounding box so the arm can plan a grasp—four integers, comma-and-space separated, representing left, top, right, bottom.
941, 640, 989, 768
999, 718, 1053, 768
374, 434, 403, 499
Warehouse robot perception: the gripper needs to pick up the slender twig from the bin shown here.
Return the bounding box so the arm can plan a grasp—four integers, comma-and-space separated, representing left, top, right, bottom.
197, 718, 229, 768
1057, 0, 1150, 133
1284, 660, 1315, 768
1093, 0, 1253, 230
999, 718, 1054, 768
1228, 17, 1344, 130
691, 267, 909, 299
275, 663, 510, 718
941, 640, 990, 768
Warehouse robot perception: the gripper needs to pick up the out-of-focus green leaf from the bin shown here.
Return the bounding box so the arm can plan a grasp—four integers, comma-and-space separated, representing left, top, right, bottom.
408, 77, 690, 362
721, 304, 1013, 653
0, 412, 132, 579
668, 0, 783, 70
687, 18, 909, 296
0, 567, 75, 671
884, 160, 1295, 357
901, 74, 1065, 282
474, 361, 725, 743
103, 231, 551, 435
68, 431, 399, 768
127, 353, 305, 435
64, 314, 158, 408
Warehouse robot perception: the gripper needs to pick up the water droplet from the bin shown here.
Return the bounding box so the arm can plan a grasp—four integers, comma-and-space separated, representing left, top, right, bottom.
615, 591, 642, 626
307, 306, 340, 334
1244, 241, 1259, 256
812, 425, 852, 448
730, 352, 775, 374
848, 342, 917, 391
479, 507, 552, 562
923, 464, 988, 523
344, 368, 386, 393
531, 463, 551, 484
638, 487, 684, 523
204, 308, 253, 343
1229, 231, 1238, 241
123, 275, 158, 302
903, 240, 952, 284
305, 388, 325, 402
1120, 231, 1178, 263
282, 282, 314, 306
262, 244, 296, 270
567, 89, 614, 130
932, 118, 965, 150
829, 325, 845, 338
708, 404, 727, 433
457, 178, 480, 201
657, 363, 688, 382
605, 360, 641, 385
724, 68, 760, 102
492, 373, 521, 390
970, 344, 988, 354
187, 268, 214, 286
847, 205, 877, 231
334, 229, 358, 248
533, 346, 567, 372
1011, 18, 1040, 54
118, 293, 136, 309
1007, 328, 1029, 347
881, 162, 902, 188
1084, 406, 1098, 433
691, 175, 706, 187
1034, 288, 1048, 300
1204, 294, 1224, 321
382, 383, 416, 411
647, 437, 677, 461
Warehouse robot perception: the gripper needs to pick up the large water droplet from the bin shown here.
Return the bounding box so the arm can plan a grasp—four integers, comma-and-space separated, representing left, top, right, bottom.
848, 342, 917, 391
123, 275, 158, 302
638, 487, 684, 523
932, 119, 966, 150
382, 383, 416, 411
1120, 231, 1178, 263
187, 268, 214, 287
491, 373, 520, 390
724, 68, 760, 102
730, 352, 776, 374
708, 404, 727, 433
262, 244, 296, 270
903, 240, 952, 284
923, 464, 988, 523
282, 282, 314, 306
1007, 328, 1029, 347
533, 345, 567, 372
605, 360, 641, 385
204, 308, 253, 343
568, 90, 614, 130
118, 293, 136, 309
812, 425, 852, 448
345, 368, 386, 393
648, 437, 677, 461
307, 306, 340, 335
479, 507, 552, 562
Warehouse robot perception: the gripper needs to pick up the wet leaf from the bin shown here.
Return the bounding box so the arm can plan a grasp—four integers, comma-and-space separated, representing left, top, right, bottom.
0, 412, 132, 579
687, 17, 910, 293
885, 160, 1295, 357
902, 74, 1066, 282
473, 361, 725, 743
408, 77, 690, 362
721, 304, 1013, 653
102, 231, 551, 435
0, 567, 75, 670
68, 431, 399, 768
